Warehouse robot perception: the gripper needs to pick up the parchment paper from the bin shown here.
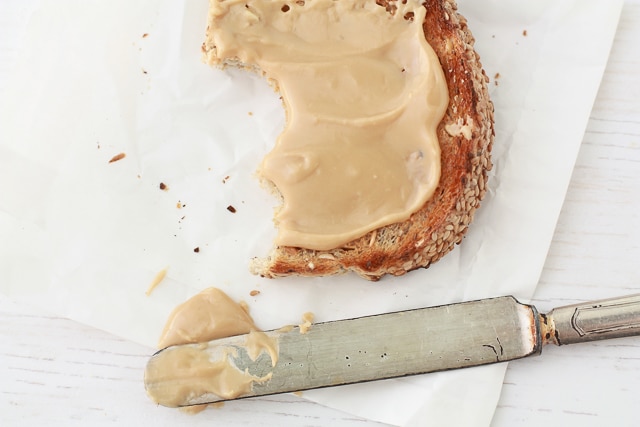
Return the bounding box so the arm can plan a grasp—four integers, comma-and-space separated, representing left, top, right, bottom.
0, 0, 622, 425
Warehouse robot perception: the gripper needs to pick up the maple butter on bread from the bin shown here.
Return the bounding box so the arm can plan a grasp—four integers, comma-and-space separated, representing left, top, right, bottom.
203, 0, 494, 281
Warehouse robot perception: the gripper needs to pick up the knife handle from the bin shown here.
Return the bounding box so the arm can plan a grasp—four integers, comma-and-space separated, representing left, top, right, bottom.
541, 294, 640, 346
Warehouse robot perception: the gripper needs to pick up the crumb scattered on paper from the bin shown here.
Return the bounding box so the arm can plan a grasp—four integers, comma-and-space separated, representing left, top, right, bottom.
523, 29, 528, 36
145, 268, 168, 296
222, 175, 230, 184
142, 33, 149, 38
193, 247, 200, 253
227, 205, 236, 213
159, 182, 168, 191
108, 152, 126, 163
250, 289, 260, 296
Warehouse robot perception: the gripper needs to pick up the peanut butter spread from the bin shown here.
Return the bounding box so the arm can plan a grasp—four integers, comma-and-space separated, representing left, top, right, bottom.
206, 0, 449, 250
298, 311, 314, 334
145, 343, 273, 406
157, 287, 257, 349
147, 288, 279, 408
145, 267, 168, 297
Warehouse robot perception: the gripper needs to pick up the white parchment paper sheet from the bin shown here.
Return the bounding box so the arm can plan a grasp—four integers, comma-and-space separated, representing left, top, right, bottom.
0, 0, 622, 425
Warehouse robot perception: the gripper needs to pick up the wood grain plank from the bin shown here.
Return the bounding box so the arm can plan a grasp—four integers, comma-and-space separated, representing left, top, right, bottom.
493, 3, 640, 426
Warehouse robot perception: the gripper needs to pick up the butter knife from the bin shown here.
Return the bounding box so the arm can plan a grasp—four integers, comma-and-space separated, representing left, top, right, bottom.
145, 294, 640, 407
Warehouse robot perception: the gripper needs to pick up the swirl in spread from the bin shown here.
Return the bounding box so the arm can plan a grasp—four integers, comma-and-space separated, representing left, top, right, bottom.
206, 0, 448, 250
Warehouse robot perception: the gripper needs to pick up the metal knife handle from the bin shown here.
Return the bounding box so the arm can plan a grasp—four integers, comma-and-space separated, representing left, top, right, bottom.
541, 294, 640, 346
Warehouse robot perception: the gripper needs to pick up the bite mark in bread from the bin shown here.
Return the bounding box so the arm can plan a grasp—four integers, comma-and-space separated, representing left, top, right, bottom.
203, 0, 494, 281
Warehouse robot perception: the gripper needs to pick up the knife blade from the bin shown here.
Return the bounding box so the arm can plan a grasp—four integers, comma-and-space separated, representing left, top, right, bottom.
144, 294, 640, 408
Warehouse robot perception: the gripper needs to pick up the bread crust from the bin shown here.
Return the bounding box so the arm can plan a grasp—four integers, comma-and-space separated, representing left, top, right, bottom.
207, 0, 494, 281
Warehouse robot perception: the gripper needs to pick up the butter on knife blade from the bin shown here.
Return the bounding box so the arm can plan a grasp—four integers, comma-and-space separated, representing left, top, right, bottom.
145, 294, 640, 408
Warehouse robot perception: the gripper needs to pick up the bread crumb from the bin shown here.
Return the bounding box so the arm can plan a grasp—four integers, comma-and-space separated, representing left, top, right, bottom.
108, 153, 126, 163
250, 289, 260, 296
142, 33, 149, 38
159, 182, 168, 191
193, 247, 200, 253
227, 205, 237, 213
522, 29, 527, 36
293, 391, 303, 397
145, 267, 168, 296
248, 111, 253, 116
142, 68, 148, 75
222, 175, 230, 184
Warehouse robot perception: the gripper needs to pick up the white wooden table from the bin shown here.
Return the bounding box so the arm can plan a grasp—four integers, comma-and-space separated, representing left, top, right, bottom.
2, 1, 639, 426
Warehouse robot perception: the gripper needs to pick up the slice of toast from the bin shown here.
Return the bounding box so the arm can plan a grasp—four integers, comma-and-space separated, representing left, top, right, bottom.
204, 0, 494, 281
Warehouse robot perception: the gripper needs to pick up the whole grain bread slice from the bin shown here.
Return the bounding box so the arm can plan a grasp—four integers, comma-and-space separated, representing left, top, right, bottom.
204, 0, 494, 281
